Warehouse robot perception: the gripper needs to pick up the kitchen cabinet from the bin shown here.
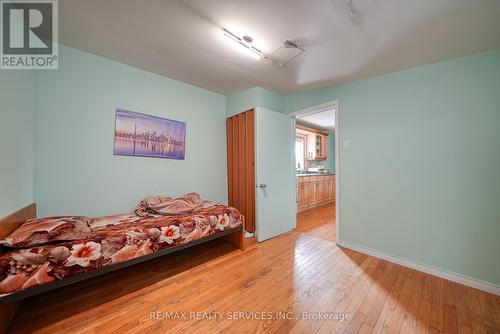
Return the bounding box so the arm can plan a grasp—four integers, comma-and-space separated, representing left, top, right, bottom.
325, 179, 334, 200
297, 175, 335, 212
298, 182, 307, 207
297, 125, 329, 161
306, 133, 328, 160
298, 181, 314, 207
316, 181, 325, 202
308, 177, 316, 203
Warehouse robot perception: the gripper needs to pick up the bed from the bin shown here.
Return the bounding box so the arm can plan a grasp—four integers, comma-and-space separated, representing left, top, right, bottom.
0, 203, 244, 307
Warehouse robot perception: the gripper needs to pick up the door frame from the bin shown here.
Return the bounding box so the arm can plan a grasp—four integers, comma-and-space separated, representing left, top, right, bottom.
290, 100, 340, 245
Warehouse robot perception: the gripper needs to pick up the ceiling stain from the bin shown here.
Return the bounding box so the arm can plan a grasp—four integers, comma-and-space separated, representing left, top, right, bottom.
347, 0, 363, 28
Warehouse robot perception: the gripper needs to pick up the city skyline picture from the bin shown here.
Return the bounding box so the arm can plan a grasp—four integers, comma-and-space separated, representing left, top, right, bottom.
113, 108, 186, 160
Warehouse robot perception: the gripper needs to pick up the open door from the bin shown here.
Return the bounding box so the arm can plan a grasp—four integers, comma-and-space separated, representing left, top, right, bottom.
255, 107, 296, 242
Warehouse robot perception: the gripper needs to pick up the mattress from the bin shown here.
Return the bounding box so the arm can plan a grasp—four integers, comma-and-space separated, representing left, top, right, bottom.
0, 205, 243, 297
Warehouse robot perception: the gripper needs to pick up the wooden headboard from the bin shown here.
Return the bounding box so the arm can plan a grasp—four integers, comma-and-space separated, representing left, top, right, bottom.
0, 203, 36, 238
0, 203, 36, 334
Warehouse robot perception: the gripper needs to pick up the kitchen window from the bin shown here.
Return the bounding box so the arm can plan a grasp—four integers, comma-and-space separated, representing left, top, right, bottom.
296, 136, 306, 171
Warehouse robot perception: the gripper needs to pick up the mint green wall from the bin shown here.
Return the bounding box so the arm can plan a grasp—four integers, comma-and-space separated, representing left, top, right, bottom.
0, 71, 35, 218
226, 87, 260, 117
257, 88, 284, 113
34, 45, 228, 217
226, 87, 283, 117
285, 49, 500, 286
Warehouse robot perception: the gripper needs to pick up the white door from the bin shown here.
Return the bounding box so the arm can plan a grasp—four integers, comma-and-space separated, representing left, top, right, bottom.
255, 107, 296, 242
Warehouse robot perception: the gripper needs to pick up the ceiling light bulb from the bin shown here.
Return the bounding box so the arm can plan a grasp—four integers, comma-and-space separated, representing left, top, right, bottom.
222, 28, 262, 60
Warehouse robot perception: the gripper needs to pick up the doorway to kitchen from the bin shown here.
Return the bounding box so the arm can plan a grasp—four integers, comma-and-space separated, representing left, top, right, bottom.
291, 100, 339, 244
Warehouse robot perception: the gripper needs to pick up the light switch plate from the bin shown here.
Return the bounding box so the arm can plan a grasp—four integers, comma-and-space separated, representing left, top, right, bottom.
343, 140, 350, 150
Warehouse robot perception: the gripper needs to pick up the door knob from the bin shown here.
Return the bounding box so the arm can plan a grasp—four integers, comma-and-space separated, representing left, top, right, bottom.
259, 184, 267, 189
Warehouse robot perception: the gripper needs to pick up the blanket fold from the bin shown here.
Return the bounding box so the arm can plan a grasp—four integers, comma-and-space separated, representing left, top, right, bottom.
135, 193, 216, 217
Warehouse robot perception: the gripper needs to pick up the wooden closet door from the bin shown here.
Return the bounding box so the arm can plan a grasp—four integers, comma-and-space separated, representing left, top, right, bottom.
226, 109, 255, 233
238, 113, 246, 218
244, 110, 255, 232
226, 118, 233, 206
231, 116, 240, 210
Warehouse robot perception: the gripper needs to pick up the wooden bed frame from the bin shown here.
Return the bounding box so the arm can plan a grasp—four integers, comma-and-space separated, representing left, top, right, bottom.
0, 203, 244, 333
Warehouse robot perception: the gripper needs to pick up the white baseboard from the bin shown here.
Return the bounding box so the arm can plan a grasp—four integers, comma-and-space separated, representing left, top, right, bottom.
338, 240, 500, 296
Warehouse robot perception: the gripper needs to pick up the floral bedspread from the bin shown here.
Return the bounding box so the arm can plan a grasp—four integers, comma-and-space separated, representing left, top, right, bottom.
0, 205, 242, 297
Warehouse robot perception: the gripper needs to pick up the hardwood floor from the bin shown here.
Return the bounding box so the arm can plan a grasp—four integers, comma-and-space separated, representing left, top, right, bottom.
9, 203, 500, 333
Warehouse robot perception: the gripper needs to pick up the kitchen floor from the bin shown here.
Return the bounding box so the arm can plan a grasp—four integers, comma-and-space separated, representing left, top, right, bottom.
296, 202, 336, 242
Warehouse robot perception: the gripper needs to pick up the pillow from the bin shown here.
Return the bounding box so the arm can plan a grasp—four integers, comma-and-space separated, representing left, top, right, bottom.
90, 213, 142, 230
0, 216, 93, 248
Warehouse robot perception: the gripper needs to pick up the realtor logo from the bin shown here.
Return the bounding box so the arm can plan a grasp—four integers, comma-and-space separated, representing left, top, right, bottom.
1, 0, 58, 69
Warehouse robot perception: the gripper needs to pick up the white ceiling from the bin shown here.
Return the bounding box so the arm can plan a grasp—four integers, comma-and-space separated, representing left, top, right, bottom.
297, 109, 335, 131
58, 0, 500, 94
